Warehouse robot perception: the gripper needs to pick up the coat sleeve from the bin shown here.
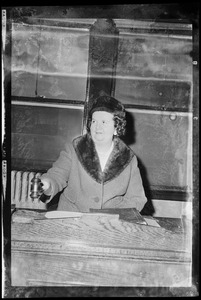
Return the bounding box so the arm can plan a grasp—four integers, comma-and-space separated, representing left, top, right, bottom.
123, 155, 147, 212
40, 143, 73, 202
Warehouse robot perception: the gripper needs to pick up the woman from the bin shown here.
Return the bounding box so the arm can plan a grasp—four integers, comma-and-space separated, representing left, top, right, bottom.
40, 95, 147, 212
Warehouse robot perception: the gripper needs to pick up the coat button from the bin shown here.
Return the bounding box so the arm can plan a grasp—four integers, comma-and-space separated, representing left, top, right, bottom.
93, 197, 100, 203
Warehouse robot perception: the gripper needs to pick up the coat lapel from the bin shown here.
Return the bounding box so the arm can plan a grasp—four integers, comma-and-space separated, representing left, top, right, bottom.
73, 133, 134, 184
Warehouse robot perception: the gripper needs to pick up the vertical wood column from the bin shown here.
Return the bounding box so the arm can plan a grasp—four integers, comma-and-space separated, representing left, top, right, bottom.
86, 19, 119, 112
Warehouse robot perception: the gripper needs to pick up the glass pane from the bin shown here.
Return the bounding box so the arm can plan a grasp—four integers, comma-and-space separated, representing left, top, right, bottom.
11, 23, 40, 97
11, 105, 84, 170
117, 33, 192, 80
11, 23, 90, 100
115, 32, 192, 109
123, 109, 192, 191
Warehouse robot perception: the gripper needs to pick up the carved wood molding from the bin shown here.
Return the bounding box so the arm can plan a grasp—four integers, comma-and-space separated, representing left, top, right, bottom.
12, 240, 190, 262
114, 19, 192, 37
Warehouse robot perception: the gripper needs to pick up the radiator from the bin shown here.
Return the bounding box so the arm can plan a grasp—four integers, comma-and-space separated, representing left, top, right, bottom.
11, 170, 47, 210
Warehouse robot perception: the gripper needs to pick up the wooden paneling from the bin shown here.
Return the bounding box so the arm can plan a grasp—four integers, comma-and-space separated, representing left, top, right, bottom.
12, 250, 191, 286
152, 200, 192, 218
11, 105, 83, 171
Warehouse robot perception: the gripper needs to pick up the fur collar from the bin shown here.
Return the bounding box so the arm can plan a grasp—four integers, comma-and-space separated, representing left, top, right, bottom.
73, 133, 134, 184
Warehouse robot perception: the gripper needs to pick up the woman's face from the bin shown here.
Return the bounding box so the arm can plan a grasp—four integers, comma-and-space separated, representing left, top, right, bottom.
90, 111, 116, 146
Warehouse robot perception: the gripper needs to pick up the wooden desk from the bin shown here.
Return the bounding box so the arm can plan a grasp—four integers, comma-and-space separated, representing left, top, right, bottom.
11, 211, 192, 287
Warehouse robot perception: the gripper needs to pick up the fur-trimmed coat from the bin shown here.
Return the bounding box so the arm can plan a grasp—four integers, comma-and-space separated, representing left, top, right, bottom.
41, 133, 147, 212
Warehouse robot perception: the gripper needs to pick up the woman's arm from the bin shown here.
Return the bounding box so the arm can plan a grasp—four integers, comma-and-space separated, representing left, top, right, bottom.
40, 143, 73, 202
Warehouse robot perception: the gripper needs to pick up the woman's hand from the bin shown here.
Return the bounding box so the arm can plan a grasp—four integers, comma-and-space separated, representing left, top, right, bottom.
40, 178, 51, 192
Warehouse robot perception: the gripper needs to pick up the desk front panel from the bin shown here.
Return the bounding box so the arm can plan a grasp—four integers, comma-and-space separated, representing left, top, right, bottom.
11, 216, 192, 286
11, 248, 191, 286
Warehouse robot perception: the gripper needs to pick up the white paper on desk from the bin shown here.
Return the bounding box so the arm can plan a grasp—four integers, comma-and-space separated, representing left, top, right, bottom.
45, 211, 119, 219
45, 211, 83, 218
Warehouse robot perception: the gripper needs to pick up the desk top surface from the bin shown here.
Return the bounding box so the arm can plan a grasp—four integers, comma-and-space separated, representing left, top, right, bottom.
11, 209, 191, 262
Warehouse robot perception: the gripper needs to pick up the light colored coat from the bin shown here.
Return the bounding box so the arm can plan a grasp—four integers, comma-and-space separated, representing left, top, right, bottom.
41, 133, 147, 212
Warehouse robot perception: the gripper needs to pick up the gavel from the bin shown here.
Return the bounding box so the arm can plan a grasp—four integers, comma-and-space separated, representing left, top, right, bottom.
30, 175, 45, 202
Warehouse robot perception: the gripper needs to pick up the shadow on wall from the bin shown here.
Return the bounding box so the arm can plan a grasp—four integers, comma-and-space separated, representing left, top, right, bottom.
138, 158, 155, 216
122, 111, 155, 216
122, 111, 136, 145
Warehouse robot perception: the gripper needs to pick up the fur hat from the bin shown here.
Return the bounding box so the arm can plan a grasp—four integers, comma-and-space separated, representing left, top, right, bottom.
89, 95, 125, 116
87, 95, 126, 135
